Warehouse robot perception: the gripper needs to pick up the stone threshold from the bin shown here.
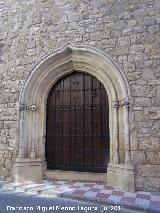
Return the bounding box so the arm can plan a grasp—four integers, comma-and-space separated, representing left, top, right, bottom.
45, 169, 107, 183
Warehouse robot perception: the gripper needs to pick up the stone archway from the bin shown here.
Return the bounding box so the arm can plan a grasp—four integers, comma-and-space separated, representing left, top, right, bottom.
14, 44, 135, 192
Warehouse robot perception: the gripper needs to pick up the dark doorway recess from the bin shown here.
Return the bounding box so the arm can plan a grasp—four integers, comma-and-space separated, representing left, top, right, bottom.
45, 71, 110, 173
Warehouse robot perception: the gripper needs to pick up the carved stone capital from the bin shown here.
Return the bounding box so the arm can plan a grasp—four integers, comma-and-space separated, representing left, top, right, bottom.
121, 98, 130, 107
113, 98, 130, 109
20, 104, 38, 111
113, 100, 121, 108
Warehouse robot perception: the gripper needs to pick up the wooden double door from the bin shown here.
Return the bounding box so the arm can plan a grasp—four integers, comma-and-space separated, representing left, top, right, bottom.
46, 71, 109, 173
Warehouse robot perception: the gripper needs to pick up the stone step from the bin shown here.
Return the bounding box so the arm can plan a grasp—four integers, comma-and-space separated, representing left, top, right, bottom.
2, 182, 23, 191
39, 188, 62, 197
0, 181, 8, 188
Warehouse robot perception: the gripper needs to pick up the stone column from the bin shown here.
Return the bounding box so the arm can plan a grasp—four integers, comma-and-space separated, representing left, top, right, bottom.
112, 104, 119, 164
14, 104, 44, 183
30, 110, 36, 159
18, 105, 27, 159
124, 104, 132, 164
107, 98, 135, 192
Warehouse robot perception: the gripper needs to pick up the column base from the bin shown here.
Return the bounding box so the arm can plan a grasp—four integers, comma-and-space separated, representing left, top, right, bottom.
14, 158, 44, 183
107, 163, 135, 192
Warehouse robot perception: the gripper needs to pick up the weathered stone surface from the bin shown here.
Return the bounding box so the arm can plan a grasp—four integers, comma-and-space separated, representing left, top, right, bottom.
134, 97, 152, 107
136, 165, 160, 178
139, 137, 160, 151
145, 85, 156, 97
140, 121, 152, 128
145, 177, 160, 191
130, 124, 138, 150
128, 20, 137, 27
144, 107, 160, 119
0, 167, 9, 177
128, 71, 142, 81
0, 0, 159, 192
0, 158, 5, 165
5, 158, 12, 169
142, 16, 156, 26
117, 36, 130, 47
145, 151, 160, 164
131, 151, 145, 164
148, 25, 159, 33
131, 85, 146, 97
130, 45, 145, 54
135, 176, 145, 191
142, 68, 155, 81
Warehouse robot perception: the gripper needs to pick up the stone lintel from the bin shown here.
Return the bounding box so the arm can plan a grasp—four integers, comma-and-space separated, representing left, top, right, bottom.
14, 158, 44, 183
107, 163, 135, 192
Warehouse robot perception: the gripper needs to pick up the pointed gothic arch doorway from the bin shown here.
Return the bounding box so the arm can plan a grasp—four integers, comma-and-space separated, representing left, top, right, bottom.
46, 71, 110, 173
14, 44, 135, 192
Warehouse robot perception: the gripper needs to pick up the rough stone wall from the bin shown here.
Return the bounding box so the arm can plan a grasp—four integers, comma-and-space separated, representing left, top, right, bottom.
0, 0, 160, 191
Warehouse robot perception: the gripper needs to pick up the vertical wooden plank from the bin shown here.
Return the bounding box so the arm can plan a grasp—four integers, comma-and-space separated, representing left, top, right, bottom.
75, 72, 84, 170
50, 87, 56, 169
75, 73, 79, 169
101, 83, 108, 171
63, 75, 71, 169
54, 81, 63, 169
46, 86, 56, 169
70, 72, 77, 170
84, 73, 92, 172
92, 76, 101, 172
46, 92, 50, 168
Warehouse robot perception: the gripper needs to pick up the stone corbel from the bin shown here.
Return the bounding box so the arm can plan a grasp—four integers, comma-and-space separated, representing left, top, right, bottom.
20, 104, 38, 111
113, 98, 130, 109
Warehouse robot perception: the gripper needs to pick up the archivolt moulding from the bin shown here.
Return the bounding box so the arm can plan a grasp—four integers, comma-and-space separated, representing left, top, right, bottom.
14, 44, 135, 192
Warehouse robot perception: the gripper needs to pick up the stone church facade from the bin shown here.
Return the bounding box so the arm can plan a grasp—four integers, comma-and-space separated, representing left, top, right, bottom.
0, 0, 160, 192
